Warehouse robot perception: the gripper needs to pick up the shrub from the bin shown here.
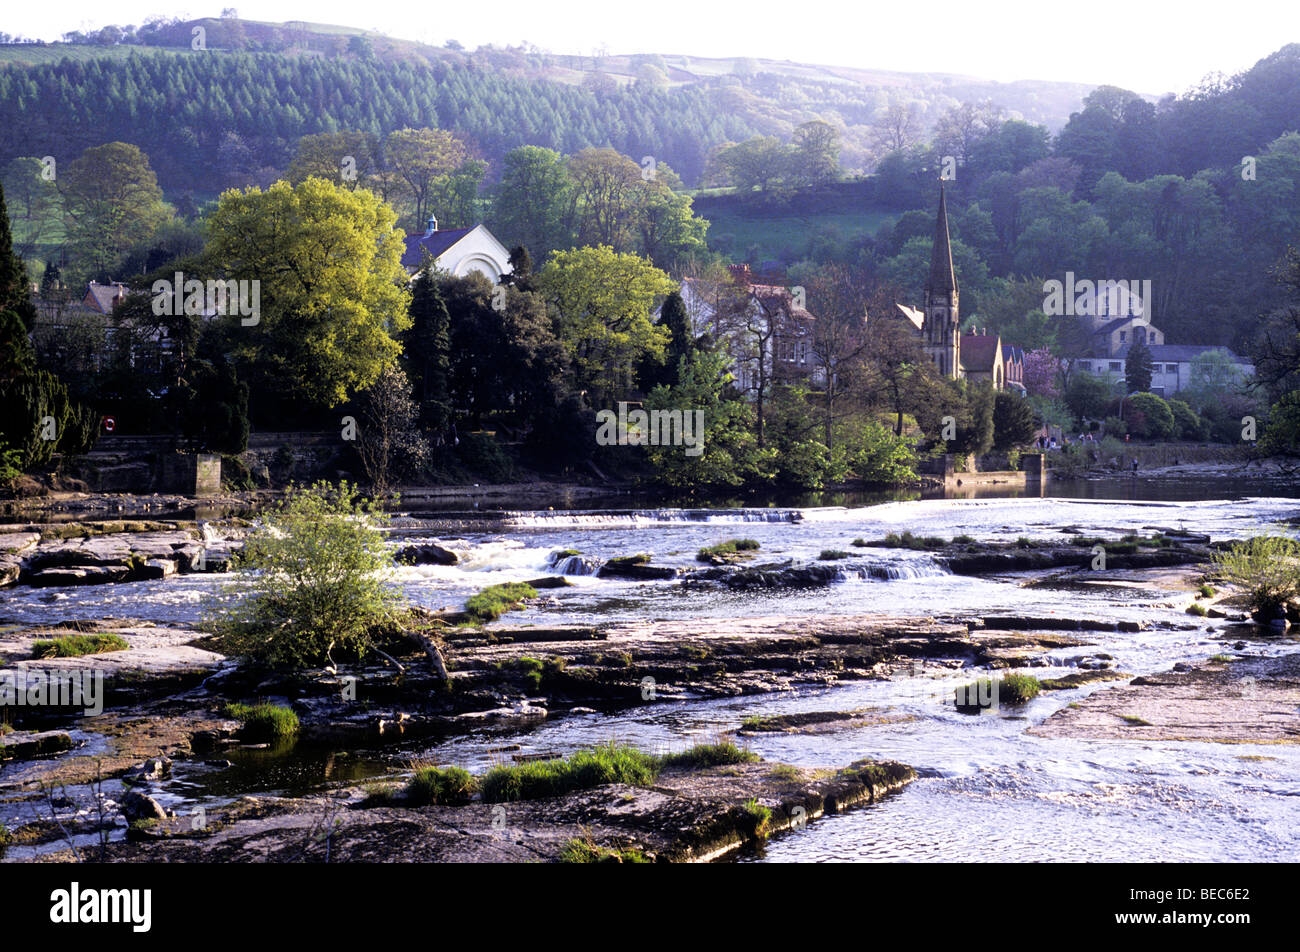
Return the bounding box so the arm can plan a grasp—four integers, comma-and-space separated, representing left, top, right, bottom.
877, 531, 946, 550
1186, 603, 1208, 616
31, 633, 129, 658
1259, 391, 1300, 456
464, 582, 537, 623
0, 821, 8, 859
1211, 536, 1300, 620
496, 655, 566, 691
224, 702, 300, 742
1198, 584, 1216, 598
407, 765, 477, 805
204, 481, 402, 668
956, 673, 1040, 710
1167, 399, 1205, 441
1122, 392, 1176, 440
819, 549, 851, 560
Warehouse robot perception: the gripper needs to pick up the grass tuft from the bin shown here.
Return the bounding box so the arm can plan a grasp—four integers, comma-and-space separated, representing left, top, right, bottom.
480, 740, 757, 803
223, 702, 300, 742
464, 582, 537, 623
31, 633, 129, 658
659, 740, 757, 769
407, 765, 477, 806
697, 538, 760, 562
558, 835, 649, 863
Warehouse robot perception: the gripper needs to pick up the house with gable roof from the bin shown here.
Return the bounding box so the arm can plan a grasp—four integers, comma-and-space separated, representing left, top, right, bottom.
400, 216, 513, 282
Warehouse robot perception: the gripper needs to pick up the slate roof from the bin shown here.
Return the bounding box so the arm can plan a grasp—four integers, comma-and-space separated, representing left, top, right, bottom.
84, 281, 129, 314
960, 333, 1001, 372
926, 185, 957, 295
1144, 344, 1245, 363
401, 227, 475, 271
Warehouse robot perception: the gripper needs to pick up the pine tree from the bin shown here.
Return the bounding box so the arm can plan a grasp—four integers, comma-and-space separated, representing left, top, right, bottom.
0, 184, 37, 330
1126, 336, 1153, 394
659, 290, 696, 386
405, 266, 452, 436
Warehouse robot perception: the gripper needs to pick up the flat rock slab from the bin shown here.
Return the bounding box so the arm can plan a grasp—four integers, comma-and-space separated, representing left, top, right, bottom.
54, 759, 915, 863
1030, 653, 1300, 744
0, 729, 74, 760
1, 623, 223, 675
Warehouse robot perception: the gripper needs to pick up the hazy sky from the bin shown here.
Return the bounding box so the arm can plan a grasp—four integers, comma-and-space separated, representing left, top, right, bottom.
8, 1, 1299, 94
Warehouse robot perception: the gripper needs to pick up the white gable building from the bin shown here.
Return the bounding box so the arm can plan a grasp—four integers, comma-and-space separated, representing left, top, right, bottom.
401, 218, 513, 282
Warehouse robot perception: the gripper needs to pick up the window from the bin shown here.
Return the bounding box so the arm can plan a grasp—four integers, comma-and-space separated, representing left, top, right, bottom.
1079, 361, 1091, 371
1120, 331, 1127, 342
1109, 361, 1121, 371
1166, 363, 1179, 373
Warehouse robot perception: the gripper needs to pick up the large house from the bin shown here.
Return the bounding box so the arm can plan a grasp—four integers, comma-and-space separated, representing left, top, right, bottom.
1076, 344, 1253, 397
400, 217, 513, 282
895, 186, 1024, 392
1064, 268, 1254, 396
82, 280, 131, 314
677, 264, 821, 395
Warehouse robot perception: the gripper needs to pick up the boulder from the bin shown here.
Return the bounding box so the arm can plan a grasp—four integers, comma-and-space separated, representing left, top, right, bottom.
396, 543, 459, 566
119, 791, 169, 822
0, 730, 74, 760
719, 563, 842, 591
140, 558, 176, 580
598, 558, 678, 580
129, 756, 173, 781
524, 575, 574, 589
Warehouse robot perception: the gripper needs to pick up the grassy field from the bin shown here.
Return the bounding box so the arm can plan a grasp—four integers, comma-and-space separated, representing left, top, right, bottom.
0, 44, 193, 66
702, 205, 897, 261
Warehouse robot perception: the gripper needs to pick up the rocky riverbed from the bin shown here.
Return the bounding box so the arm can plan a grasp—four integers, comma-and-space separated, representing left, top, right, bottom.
3, 494, 1298, 863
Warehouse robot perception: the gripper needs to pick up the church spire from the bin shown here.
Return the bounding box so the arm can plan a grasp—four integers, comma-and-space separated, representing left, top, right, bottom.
926, 184, 957, 296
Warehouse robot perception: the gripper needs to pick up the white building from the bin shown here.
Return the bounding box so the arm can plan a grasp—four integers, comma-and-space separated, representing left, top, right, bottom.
401, 218, 513, 282
1074, 344, 1254, 397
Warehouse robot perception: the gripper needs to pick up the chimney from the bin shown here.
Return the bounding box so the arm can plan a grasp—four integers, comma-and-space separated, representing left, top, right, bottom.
426, 215, 438, 235
727, 263, 752, 286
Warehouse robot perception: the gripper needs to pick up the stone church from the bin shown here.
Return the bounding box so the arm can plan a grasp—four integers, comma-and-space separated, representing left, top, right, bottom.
896, 186, 1023, 392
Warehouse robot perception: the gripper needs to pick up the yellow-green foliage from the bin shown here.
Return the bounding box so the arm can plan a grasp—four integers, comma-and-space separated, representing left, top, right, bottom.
206, 177, 411, 409
203, 481, 402, 668
1212, 536, 1300, 618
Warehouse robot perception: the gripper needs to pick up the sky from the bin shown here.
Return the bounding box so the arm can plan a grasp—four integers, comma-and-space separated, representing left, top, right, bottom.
6, 0, 1299, 94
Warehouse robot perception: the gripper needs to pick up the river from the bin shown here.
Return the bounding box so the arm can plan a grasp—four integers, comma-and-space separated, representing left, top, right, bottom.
3, 478, 1299, 861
